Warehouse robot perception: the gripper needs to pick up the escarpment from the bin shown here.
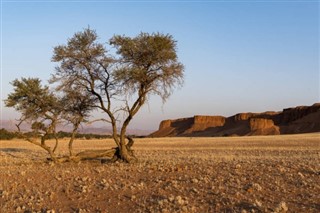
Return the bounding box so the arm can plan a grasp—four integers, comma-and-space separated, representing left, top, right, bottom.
150, 103, 320, 137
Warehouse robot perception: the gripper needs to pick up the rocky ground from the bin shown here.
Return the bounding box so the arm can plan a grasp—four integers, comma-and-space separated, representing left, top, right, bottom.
0, 134, 319, 213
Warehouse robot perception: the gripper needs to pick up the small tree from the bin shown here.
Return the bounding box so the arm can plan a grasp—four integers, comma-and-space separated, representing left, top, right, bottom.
5, 78, 94, 162
52, 28, 184, 162
4, 78, 62, 160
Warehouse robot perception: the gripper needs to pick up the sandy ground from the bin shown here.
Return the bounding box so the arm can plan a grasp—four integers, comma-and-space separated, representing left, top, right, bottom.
0, 133, 319, 212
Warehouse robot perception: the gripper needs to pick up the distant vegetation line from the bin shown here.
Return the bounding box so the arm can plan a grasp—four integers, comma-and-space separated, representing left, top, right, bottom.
0, 128, 118, 140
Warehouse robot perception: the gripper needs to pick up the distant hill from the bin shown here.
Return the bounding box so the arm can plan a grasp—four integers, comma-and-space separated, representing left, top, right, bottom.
150, 103, 320, 137
0, 120, 153, 136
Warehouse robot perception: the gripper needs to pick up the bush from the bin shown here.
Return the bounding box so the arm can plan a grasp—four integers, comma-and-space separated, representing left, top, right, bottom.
0, 128, 16, 140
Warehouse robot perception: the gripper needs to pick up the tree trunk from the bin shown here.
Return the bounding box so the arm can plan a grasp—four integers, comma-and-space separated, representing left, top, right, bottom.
25, 136, 57, 162
68, 129, 77, 156
55, 148, 117, 163
68, 137, 74, 157
52, 133, 59, 153
116, 136, 137, 163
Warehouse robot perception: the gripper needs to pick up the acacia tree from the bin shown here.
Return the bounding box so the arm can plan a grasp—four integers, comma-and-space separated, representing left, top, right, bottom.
52, 28, 184, 163
5, 78, 94, 162
5, 78, 62, 160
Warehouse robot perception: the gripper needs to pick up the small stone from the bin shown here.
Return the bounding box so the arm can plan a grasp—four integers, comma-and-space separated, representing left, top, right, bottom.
168, 195, 175, 202
191, 178, 199, 184
274, 201, 288, 213
158, 199, 164, 206
55, 176, 62, 181
255, 200, 262, 207
191, 187, 199, 194
175, 196, 184, 205
298, 172, 304, 178
181, 206, 188, 212
253, 183, 262, 191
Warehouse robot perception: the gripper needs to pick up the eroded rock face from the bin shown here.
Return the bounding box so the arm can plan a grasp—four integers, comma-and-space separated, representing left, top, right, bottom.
159, 120, 172, 129
234, 113, 256, 121
193, 116, 225, 127
249, 118, 275, 131
249, 118, 280, 135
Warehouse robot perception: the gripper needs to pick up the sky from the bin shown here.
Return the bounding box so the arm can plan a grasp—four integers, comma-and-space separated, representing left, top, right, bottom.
1, 0, 319, 131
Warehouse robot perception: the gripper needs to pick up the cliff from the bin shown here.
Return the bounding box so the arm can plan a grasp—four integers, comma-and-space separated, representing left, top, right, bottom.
150, 103, 320, 137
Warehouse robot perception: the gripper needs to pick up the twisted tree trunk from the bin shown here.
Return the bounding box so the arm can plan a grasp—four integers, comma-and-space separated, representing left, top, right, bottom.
112, 136, 137, 163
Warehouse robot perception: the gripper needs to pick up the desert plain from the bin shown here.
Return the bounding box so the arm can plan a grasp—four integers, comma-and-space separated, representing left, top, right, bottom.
0, 133, 319, 213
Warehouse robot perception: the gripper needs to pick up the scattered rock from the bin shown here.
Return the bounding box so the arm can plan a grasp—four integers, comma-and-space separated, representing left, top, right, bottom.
0, 134, 319, 213
297, 172, 304, 178
253, 183, 262, 191
191, 178, 199, 184
191, 187, 199, 194
175, 196, 184, 205
274, 201, 288, 213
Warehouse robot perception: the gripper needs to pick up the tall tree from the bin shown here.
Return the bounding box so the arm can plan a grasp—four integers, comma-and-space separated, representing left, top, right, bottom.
52, 28, 184, 162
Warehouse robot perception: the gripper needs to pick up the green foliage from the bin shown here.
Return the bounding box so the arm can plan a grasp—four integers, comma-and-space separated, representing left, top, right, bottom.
5, 78, 59, 121
60, 86, 95, 127
31, 122, 46, 132
0, 129, 16, 140
110, 32, 184, 101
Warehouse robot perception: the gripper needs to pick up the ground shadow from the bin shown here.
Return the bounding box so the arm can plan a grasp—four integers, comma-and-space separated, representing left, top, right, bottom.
235, 202, 263, 213
0, 148, 29, 153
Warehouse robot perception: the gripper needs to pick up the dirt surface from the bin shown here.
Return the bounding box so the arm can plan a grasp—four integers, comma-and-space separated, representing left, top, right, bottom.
1, 134, 320, 212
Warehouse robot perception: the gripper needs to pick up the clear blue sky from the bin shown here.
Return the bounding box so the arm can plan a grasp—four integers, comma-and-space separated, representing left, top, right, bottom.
1, 0, 319, 130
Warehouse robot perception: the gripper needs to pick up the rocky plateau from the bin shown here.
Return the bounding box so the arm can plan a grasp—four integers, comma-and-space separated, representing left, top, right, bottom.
150, 103, 320, 137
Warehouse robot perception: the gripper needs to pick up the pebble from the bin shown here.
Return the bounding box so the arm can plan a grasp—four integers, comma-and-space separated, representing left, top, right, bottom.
191, 187, 199, 194
298, 172, 304, 178
255, 199, 262, 207
191, 178, 199, 184
253, 183, 262, 191
168, 195, 175, 202
274, 201, 288, 213
175, 196, 184, 205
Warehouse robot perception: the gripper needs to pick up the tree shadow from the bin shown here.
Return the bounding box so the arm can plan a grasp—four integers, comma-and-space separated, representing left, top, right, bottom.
0, 148, 29, 153
235, 201, 263, 213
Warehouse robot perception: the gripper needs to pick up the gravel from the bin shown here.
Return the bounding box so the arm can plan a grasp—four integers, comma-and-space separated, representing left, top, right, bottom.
0, 135, 319, 212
